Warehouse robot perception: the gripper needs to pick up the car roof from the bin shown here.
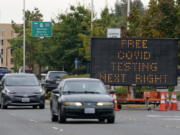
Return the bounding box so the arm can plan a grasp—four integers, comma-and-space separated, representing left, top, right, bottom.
4, 73, 36, 77
63, 78, 101, 82
48, 71, 67, 73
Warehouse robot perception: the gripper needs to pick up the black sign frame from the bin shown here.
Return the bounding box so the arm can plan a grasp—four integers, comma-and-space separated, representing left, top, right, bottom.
90, 38, 178, 86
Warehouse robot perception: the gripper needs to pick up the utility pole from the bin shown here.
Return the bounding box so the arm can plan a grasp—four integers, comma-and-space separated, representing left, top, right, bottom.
0, 29, 4, 67
23, 0, 26, 72
105, 0, 108, 8
91, 0, 94, 35
127, 0, 130, 30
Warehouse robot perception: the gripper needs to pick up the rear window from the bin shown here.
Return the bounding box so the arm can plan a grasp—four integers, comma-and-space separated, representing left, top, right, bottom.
0, 67, 8, 73
48, 72, 67, 79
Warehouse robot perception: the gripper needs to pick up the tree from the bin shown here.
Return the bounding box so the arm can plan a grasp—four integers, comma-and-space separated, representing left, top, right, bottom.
127, 4, 142, 37
10, 8, 44, 72
49, 6, 91, 72
141, 0, 177, 38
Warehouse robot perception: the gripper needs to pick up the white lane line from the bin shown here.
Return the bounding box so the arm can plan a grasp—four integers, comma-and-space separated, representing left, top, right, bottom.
29, 119, 38, 123
9, 113, 15, 116
59, 129, 63, 132
147, 115, 180, 118
133, 118, 136, 121
162, 118, 180, 121
52, 127, 59, 130
164, 125, 171, 128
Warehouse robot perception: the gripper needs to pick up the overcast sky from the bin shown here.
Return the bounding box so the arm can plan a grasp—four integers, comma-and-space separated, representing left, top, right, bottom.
0, 0, 150, 24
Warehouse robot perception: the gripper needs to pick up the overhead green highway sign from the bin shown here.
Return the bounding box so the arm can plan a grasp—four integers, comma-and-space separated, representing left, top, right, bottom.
32, 22, 52, 37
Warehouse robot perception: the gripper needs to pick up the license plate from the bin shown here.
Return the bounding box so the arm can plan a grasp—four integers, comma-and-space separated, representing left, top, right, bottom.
22, 98, 30, 102
84, 108, 95, 114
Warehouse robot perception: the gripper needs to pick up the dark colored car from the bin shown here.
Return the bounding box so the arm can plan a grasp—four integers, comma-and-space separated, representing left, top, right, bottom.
50, 78, 115, 123
0, 73, 45, 109
44, 71, 67, 92
0, 67, 8, 80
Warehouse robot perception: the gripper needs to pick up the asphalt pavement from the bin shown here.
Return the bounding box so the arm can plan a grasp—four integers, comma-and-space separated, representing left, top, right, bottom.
0, 104, 180, 135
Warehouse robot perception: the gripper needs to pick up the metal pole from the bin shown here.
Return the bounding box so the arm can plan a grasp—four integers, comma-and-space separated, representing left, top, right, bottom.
127, 0, 130, 30
91, 0, 94, 34
0, 30, 3, 67
105, 0, 108, 8
23, 0, 26, 72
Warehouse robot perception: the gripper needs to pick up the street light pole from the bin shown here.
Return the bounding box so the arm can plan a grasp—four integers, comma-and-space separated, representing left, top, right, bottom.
23, 0, 26, 72
0, 29, 3, 67
127, 0, 130, 30
91, 0, 94, 35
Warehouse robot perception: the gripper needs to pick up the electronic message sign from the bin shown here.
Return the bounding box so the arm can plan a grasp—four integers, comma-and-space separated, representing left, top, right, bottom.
91, 38, 178, 86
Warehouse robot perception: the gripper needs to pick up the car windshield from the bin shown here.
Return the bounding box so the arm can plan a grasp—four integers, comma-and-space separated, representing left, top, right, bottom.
49, 72, 67, 79
63, 81, 107, 94
5, 76, 39, 86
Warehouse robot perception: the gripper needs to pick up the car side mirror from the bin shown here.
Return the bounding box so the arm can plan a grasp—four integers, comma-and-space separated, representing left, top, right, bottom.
52, 89, 60, 94
41, 82, 46, 87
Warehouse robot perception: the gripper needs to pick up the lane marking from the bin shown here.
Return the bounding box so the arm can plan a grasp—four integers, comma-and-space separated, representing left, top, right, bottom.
29, 119, 38, 123
59, 129, 63, 132
162, 118, 180, 121
9, 113, 15, 116
52, 127, 59, 130
147, 115, 180, 118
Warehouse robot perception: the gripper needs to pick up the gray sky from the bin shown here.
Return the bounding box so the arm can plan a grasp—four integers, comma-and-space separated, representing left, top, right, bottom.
0, 0, 150, 24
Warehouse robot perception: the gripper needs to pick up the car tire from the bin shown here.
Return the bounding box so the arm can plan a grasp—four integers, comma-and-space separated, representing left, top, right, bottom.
51, 113, 58, 122
39, 104, 45, 109
58, 108, 66, 123
33, 105, 38, 109
107, 116, 115, 124
1, 97, 7, 109
98, 118, 105, 123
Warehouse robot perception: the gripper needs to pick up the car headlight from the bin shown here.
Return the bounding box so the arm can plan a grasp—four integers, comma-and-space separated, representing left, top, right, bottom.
40, 89, 45, 95
96, 102, 113, 106
4, 89, 10, 94
63, 102, 83, 107
34, 89, 45, 95
4, 88, 15, 95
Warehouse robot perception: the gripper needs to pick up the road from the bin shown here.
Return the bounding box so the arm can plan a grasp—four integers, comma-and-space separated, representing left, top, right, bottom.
0, 105, 180, 135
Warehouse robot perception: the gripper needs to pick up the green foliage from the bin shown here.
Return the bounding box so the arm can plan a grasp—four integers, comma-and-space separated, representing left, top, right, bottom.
49, 5, 91, 72
10, 8, 44, 73
115, 86, 128, 93
127, 4, 142, 37
177, 92, 180, 101
9, 1, 179, 77
63, 74, 90, 78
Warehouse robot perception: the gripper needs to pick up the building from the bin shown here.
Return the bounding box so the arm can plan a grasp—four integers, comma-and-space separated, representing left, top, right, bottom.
0, 24, 18, 70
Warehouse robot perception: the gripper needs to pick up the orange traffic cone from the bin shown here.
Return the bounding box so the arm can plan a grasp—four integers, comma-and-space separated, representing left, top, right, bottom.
166, 93, 170, 110
111, 93, 119, 111
159, 93, 166, 111
170, 92, 178, 111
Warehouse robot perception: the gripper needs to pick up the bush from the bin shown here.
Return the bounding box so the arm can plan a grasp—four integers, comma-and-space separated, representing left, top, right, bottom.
177, 92, 180, 101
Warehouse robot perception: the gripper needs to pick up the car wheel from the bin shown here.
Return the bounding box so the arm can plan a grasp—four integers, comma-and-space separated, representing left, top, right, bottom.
39, 104, 45, 109
33, 105, 38, 109
58, 108, 66, 123
1, 97, 7, 109
107, 116, 115, 124
98, 118, 105, 123
51, 112, 58, 122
